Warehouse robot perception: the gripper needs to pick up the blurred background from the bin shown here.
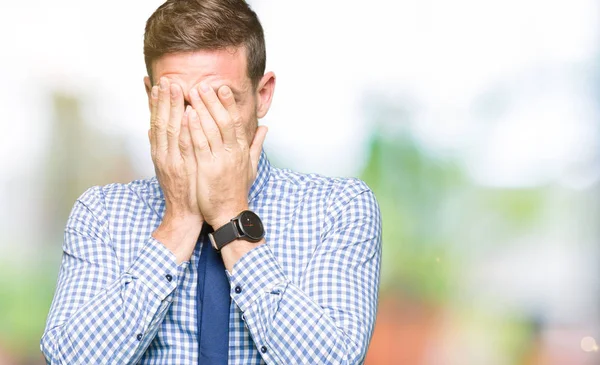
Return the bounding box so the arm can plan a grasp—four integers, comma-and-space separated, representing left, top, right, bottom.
1, 0, 598, 364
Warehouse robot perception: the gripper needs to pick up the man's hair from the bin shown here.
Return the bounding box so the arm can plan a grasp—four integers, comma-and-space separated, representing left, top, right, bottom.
144, 0, 266, 88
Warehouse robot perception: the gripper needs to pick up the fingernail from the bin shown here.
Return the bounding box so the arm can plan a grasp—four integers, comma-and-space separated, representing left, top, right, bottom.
190, 109, 198, 120
159, 77, 168, 90
190, 88, 200, 100
151, 86, 158, 98
220, 86, 231, 97
199, 82, 210, 92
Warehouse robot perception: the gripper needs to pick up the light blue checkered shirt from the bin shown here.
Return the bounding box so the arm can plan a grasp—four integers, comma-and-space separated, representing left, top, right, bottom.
41, 150, 382, 364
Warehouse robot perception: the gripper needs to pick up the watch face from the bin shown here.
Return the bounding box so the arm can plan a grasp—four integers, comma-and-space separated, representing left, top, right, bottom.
238, 211, 264, 240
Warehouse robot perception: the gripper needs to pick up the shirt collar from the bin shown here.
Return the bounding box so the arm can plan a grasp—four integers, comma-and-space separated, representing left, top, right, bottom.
149, 148, 271, 204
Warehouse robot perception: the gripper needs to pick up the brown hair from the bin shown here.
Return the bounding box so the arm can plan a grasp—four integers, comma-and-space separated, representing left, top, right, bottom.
144, 0, 266, 87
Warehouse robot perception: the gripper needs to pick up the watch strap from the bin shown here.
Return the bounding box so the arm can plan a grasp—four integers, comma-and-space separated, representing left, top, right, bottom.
209, 220, 240, 251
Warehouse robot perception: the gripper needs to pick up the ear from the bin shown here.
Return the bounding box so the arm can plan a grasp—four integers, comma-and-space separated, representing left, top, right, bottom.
255, 71, 276, 119
144, 76, 153, 112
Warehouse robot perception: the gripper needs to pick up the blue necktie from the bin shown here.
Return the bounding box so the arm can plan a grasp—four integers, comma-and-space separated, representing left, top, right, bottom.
197, 223, 230, 364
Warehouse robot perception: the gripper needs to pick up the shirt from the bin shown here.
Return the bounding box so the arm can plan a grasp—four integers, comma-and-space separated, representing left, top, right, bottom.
41, 150, 382, 364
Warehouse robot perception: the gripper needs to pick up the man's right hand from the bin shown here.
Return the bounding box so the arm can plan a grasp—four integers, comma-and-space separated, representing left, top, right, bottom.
149, 77, 203, 264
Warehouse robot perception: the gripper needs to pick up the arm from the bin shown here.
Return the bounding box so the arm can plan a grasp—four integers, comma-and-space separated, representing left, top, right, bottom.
41, 79, 203, 364
228, 183, 382, 364
40, 187, 188, 364
185, 82, 382, 362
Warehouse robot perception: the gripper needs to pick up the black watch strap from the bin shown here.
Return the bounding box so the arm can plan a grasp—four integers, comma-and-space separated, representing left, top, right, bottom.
209, 210, 264, 251
209, 221, 240, 251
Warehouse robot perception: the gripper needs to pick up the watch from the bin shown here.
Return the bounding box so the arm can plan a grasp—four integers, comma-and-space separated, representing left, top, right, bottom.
209, 210, 265, 251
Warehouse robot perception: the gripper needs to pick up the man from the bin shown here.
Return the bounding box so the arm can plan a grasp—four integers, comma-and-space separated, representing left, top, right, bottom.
41, 0, 382, 364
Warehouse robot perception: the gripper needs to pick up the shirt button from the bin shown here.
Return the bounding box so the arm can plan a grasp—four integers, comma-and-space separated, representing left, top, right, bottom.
234, 286, 242, 294
260, 345, 267, 353
136, 333, 143, 341
165, 274, 173, 282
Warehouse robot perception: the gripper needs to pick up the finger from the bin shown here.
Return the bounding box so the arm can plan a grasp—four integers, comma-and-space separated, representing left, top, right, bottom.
167, 83, 184, 156
154, 77, 170, 153
190, 87, 223, 152
250, 125, 268, 169
188, 107, 212, 160
179, 106, 195, 162
198, 82, 236, 147
149, 85, 159, 158
181, 107, 200, 211
217, 85, 246, 147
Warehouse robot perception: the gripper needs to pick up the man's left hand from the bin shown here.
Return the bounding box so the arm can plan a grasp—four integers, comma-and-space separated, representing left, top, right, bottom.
187, 81, 267, 231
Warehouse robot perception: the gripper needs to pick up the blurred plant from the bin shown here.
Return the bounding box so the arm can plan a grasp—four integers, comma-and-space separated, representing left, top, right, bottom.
361, 129, 463, 303
361, 97, 548, 364
360, 95, 548, 304
0, 250, 59, 364
42, 91, 136, 242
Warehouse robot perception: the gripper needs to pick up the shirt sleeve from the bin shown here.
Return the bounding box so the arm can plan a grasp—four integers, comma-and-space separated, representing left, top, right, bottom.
227, 182, 382, 364
40, 186, 189, 364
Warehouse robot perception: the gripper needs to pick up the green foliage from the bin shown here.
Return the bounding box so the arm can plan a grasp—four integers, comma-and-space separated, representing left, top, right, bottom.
0, 251, 60, 358
361, 131, 463, 303
360, 129, 546, 304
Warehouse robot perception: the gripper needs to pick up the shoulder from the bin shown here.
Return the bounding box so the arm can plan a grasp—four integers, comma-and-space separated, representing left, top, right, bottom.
269, 166, 379, 217
74, 176, 159, 218
270, 166, 372, 197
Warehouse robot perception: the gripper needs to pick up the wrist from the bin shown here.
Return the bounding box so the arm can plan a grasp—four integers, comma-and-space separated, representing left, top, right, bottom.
210, 205, 248, 230
221, 238, 265, 272
161, 211, 204, 231
153, 213, 203, 264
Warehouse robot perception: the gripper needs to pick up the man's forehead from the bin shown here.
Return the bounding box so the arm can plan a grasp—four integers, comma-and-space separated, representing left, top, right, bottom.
152, 48, 250, 92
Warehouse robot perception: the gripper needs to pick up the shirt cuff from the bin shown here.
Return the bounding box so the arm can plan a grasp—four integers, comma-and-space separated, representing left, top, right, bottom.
226, 244, 288, 313
127, 236, 189, 301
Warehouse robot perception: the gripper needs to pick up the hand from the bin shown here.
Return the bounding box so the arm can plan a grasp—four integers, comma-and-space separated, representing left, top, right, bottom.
150, 77, 204, 263
187, 81, 267, 230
